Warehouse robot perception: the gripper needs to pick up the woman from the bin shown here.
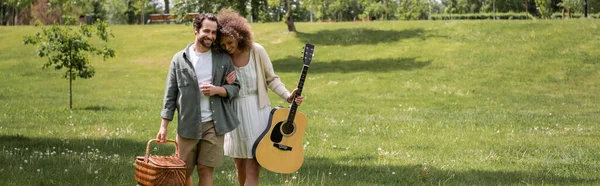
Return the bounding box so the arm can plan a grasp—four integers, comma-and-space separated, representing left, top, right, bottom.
217, 8, 304, 186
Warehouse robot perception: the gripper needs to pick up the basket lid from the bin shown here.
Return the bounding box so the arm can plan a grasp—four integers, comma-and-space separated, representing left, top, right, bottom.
148, 156, 186, 167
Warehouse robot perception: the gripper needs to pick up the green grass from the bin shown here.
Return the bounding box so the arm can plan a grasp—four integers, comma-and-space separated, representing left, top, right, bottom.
1, 20, 599, 185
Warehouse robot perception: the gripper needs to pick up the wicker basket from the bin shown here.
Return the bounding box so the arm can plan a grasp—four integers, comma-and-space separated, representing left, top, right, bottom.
135, 139, 186, 186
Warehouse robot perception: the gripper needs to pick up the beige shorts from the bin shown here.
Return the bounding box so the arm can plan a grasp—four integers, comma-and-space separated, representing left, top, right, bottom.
177, 121, 224, 177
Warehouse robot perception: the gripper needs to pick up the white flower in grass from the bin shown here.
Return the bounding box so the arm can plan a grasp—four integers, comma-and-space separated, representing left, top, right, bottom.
37, 169, 40, 172
19, 167, 23, 170
377, 148, 382, 151
292, 176, 297, 180
343, 173, 347, 176
65, 169, 68, 172
24, 160, 28, 163
392, 172, 395, 175
328, 172, 332, 175
94, 170, 98, 174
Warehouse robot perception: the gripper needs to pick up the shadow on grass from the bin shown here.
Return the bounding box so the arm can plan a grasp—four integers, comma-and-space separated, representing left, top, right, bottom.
2, 135, 595, 185
77, 105, 114, 111
0, 134, 171, 186
283, 156, 598, 185
272, 57, 432, 73
296, 28, 426, 46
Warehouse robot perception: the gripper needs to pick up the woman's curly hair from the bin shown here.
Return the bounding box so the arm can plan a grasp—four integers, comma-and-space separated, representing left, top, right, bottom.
217, 8, 253, 52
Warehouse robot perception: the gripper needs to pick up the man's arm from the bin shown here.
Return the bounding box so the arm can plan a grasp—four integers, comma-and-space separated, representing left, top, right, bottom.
161, 59, 179, 120
158, 57, 178, 143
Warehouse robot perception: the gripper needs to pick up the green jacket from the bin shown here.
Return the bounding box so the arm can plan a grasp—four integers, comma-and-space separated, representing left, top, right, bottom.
161, 43, 241, 139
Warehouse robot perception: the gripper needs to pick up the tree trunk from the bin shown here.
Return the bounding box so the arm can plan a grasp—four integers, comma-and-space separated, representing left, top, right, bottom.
13, 7, 17, 26
284, 0, 296, 32
69, 68, 73, 109
164, 0, 170, 13
251, 0, 260, 22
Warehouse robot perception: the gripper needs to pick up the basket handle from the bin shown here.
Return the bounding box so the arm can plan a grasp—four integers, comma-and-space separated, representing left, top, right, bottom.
144, 139, 179, 163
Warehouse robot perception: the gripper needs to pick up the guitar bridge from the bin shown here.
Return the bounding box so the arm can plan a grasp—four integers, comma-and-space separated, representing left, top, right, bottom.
273, 143, 293, 151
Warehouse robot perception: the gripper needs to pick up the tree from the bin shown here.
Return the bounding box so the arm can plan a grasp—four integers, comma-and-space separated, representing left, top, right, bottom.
3, 0, 35, 25
23, 20, 116, 109
284, 0, 296, 32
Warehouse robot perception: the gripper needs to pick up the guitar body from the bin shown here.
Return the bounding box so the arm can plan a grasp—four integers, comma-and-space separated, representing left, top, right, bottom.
252, 106, 308, 174
253, 43, 314, 174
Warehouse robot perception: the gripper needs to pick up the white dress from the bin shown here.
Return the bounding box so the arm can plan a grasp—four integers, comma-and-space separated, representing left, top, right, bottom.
224, 51, 272, 158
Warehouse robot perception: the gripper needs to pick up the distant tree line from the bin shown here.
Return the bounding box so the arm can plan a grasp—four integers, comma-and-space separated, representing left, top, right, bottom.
2, 0, 599, 25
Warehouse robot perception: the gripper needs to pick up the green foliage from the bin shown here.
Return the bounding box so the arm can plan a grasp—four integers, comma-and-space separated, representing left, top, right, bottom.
535, 0, 553, 19
431, 12, 530, 19
558, 0, 584, 13
397, 0, 430, 20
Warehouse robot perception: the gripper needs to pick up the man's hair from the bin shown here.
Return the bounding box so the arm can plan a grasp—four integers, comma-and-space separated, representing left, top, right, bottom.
217, 8, 253, 52
193, 13, 218, 31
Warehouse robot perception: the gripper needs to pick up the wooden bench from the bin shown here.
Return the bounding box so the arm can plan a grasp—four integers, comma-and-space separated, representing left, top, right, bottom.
148, 13, 200, 24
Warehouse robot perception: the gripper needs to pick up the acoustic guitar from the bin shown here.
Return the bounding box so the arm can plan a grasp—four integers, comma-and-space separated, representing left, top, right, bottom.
252, 43, 314, 174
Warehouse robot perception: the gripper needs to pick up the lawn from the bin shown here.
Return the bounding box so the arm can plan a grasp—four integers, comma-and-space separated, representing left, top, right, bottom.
0, 19, 599, 185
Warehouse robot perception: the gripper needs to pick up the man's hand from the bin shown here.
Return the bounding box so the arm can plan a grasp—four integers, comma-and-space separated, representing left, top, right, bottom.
200, 83, 227, 97
156, 119, 169, 143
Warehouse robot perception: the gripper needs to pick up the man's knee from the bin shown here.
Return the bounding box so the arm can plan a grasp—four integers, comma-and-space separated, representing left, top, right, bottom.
197, 164, 214, 176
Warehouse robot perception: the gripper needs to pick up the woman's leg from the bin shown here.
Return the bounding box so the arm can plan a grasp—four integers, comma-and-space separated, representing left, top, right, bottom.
243, 159, 260, 186
233, 158, 247, 186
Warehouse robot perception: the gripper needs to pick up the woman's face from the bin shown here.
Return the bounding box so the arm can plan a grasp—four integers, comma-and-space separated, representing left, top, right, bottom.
220, 36, 239, 55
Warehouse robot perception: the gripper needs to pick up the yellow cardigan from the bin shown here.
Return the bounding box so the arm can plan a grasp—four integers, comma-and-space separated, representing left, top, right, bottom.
251, 42, 291, 109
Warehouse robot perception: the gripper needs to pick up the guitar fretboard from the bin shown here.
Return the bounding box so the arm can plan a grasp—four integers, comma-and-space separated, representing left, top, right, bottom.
286, 64, 309, 123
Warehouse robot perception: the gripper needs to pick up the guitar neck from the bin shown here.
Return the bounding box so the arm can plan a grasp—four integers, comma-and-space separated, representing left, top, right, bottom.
287, 64, 309, 123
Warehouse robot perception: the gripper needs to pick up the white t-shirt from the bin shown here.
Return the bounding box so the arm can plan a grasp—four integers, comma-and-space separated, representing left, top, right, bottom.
188, 46, 213, 122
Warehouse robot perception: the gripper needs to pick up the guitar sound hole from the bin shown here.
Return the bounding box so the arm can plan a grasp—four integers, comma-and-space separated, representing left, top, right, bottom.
281, 122, 295, 135
270, 122, 284, 143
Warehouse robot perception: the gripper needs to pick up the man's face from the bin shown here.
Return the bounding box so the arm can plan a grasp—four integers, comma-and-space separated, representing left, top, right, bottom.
195, 20, 218, 49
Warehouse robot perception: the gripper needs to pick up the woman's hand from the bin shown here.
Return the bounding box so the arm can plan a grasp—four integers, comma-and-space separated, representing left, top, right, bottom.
226, 71, 236, 84
287, 88, 305, 106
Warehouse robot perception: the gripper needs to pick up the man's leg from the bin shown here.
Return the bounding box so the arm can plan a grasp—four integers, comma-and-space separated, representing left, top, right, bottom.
177, 135, 201, 186
197, 121, 225, 186
197, 164, 214, 186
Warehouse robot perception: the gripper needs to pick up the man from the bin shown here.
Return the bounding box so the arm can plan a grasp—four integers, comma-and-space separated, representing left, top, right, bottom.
156, 13, 240, 186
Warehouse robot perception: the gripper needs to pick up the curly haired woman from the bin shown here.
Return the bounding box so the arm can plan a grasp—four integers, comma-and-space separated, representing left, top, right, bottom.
217, 8, 304, 186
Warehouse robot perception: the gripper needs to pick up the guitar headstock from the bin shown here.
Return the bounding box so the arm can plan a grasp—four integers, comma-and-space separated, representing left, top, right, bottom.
302, 43, 314, 66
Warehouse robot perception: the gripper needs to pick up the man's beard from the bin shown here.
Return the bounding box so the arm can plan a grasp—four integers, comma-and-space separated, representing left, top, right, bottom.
198, 36, 213, 48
